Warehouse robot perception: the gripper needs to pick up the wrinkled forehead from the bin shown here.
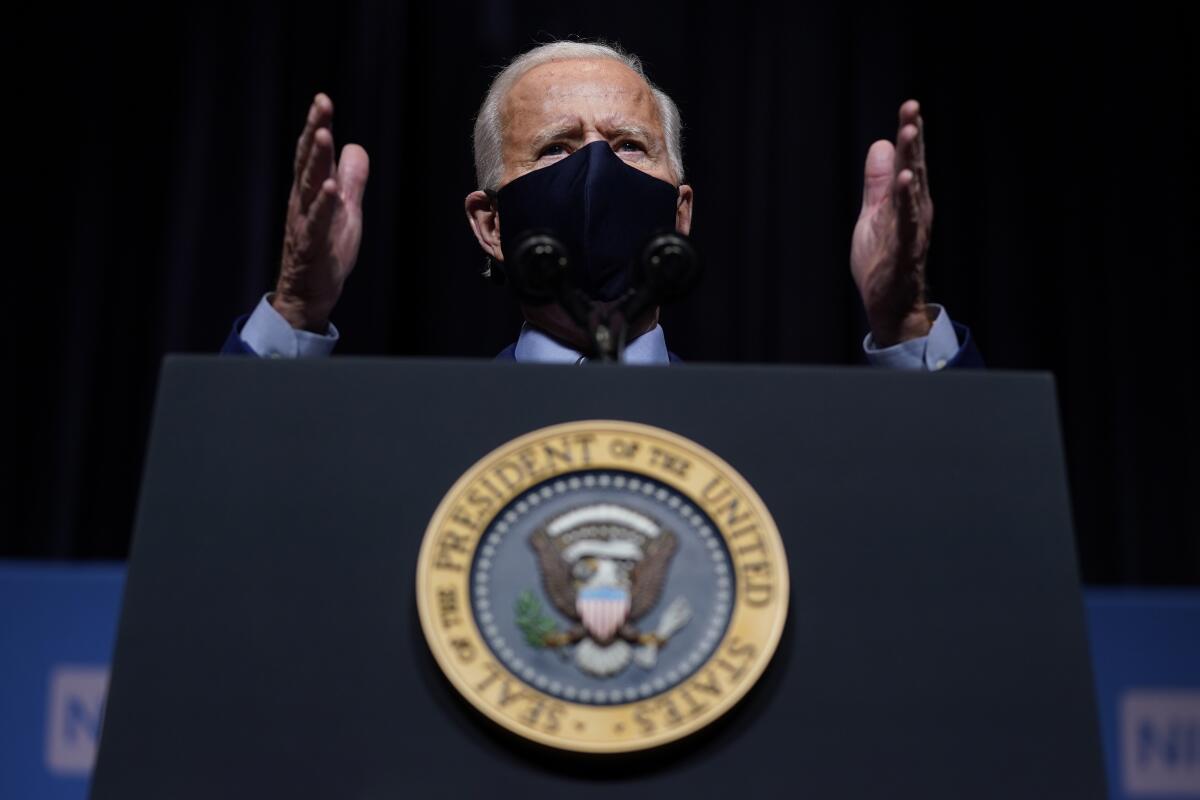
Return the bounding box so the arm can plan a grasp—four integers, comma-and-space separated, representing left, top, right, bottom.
499, 58, 665, 144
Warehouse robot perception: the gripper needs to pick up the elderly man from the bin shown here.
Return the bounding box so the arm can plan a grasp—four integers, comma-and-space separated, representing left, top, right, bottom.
223, 40, 980, 368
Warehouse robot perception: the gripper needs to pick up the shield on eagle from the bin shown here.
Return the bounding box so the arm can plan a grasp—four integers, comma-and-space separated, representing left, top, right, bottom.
576, 586, 631, 643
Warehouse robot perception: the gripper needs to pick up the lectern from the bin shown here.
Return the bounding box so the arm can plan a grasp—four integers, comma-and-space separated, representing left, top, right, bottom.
91, 357, 1107, 798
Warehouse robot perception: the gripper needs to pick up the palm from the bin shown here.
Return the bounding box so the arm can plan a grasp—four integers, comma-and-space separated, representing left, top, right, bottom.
328, 198, 362, 281
275, 94, 370, 331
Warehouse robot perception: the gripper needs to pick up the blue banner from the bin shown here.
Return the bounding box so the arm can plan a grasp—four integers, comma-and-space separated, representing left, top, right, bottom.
0, 563, 124, 800
1087, 589, 1200, 797
1, 563, 1196, 798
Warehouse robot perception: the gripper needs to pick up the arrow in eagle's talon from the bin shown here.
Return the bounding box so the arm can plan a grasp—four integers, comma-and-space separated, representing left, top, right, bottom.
656, 596, 692, 639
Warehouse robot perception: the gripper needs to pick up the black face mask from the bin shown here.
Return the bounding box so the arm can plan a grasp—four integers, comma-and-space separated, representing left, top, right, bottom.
495, 140, 680, 302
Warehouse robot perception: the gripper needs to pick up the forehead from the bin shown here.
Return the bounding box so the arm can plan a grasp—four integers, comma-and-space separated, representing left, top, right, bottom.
500, 58, 663, 141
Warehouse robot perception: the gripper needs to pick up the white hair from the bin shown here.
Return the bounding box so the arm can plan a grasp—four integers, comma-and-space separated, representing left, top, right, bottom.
472, 40, 685, 191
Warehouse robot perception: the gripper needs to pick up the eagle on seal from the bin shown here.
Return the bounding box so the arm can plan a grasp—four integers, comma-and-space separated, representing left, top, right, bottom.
528, 503, 692, 677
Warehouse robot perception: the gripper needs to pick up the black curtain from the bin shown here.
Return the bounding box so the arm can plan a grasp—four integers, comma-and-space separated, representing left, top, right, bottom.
12, 1, 1196, 583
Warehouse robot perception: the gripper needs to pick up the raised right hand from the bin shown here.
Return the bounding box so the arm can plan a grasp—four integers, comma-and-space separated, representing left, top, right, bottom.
272, 93, 370, 332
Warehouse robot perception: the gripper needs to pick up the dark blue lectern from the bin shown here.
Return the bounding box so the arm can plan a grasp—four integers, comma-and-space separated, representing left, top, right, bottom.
91, 357, 1107, 798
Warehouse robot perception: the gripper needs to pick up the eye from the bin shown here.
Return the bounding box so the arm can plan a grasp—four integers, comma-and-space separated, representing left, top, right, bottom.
617, 140, 645, 154
538, 143, 568, 158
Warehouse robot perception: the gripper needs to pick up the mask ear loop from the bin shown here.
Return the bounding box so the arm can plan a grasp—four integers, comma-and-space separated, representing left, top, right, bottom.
481, 189, 505, 285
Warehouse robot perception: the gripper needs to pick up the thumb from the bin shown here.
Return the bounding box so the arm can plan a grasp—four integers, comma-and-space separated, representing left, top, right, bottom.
862, 139, 895, 210
338, 144, 370, 209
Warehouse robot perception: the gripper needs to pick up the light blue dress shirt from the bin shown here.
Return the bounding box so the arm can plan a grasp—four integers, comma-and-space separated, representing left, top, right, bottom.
240, 294, 962, 368
512, 321, 672, 365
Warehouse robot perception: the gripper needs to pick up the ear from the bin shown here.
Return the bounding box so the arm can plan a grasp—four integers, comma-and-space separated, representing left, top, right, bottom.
465, 190, 503, 261
675, 184, 694, 236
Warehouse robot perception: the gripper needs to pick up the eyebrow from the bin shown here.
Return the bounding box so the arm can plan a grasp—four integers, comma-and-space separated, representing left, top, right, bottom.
604, 123, 652, 140
530, 122, 583, 151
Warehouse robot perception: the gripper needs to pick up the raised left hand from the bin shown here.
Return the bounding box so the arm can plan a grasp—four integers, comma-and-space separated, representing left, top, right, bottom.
850, 99, 935, 347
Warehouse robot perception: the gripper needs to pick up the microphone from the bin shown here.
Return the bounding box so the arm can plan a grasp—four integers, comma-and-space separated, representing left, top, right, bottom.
619, 231, 702, 342
637, 231, 702, 302
507, 229, 595, 343
507, 230, 572, 305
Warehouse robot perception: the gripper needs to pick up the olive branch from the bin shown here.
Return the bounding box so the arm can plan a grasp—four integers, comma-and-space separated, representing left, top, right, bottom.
515, 589, 560, 648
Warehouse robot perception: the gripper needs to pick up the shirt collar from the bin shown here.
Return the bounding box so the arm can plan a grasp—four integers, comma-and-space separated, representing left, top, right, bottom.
513, 322, 671, 365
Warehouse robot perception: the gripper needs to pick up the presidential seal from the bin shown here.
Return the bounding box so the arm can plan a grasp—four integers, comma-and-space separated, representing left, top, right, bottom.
415, 420, 788, 753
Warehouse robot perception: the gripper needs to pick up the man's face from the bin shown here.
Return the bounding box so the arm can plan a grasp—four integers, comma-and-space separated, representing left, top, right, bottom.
497, 57, 680, 188
466, 57, 693, 263
464, 56, 693, 346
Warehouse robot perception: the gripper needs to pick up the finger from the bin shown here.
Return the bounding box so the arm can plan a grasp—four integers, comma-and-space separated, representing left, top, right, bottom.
294, 93, 333, 179
894, 99, 919, 167
299, 127, 336, 213
337, 144, 370, 210
910, 113, 930, 196
861, 139, 895, 210
893, 168, 920, 250
307, 178, 340, 239
896, 99, 930, 196
894, 121, 919, 181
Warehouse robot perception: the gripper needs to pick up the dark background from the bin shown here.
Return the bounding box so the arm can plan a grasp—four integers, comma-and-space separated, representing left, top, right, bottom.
11, 1, 1196, 582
